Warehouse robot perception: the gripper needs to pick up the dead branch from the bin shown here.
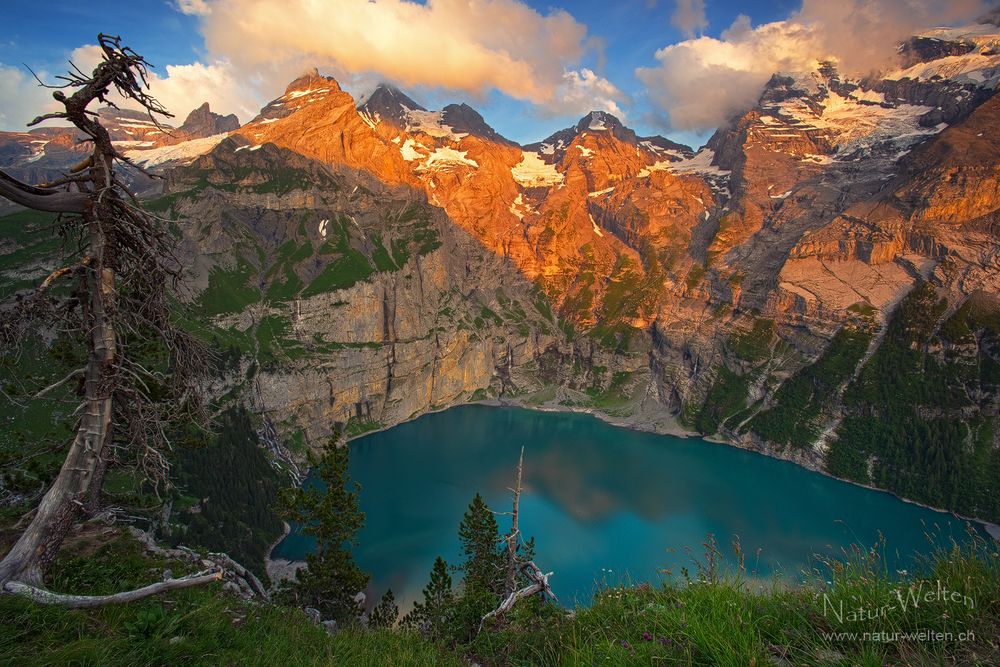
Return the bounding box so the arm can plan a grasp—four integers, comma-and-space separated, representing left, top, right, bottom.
33, 368, 85, 399
127, 527, 269, 601
480, 561, 556, 631
3, 569, 222, 608
0, 171, 88, 213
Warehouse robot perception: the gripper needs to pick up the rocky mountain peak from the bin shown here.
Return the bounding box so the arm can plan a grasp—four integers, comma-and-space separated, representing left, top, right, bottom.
440, 103, 512, 144
179, 102, 240, 138
357, 83, 425, 128
284, 68, 340, 95
575, 110, 625, 134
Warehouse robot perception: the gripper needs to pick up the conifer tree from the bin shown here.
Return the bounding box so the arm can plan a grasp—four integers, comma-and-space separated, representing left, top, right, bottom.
368, 588, 399, 629
457, 493, 504, 595
403, 556, 454, 640
278, 438, 369, 623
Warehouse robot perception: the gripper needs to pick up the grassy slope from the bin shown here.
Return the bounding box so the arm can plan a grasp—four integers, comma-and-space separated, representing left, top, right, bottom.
2, 527, 997, 666
0, 530, 461, 667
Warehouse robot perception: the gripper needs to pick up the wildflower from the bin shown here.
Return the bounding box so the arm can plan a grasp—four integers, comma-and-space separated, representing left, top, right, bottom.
620, 640, 631, 650
642, 632, 653, 642
658, 636, 671, 646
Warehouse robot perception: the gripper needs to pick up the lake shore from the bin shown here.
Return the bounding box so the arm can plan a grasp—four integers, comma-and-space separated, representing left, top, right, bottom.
308, 391, 1000, 552
478, 394, 1000, 544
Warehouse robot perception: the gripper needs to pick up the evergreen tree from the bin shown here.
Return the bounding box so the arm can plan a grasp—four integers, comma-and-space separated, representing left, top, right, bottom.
277, 438, 369, 623
457, 493, 504, 595
368, 588, 399, 629
403, 556, 454, 640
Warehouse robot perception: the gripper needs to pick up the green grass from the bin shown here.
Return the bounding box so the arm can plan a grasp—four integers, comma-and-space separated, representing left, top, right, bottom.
343, 418, 384, 438
0, 532, 460, 667
198, 258, 261, 316
730, 318, 774, 363
585, 371, 635, 411
301, 250, 374, 297
466, 531, 1000, 667
2, 513, 998, 667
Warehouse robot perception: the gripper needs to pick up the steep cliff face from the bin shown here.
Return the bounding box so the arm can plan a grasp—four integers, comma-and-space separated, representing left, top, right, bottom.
159, 139, 635, 447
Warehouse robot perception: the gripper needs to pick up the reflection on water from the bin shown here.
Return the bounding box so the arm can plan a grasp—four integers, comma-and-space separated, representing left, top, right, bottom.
273, 405, 982, 608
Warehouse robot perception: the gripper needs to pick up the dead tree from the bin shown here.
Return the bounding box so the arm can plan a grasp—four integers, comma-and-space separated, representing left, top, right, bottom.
0, 35, 210, 604
504, 446, 525, 598
481, 447, 556, 631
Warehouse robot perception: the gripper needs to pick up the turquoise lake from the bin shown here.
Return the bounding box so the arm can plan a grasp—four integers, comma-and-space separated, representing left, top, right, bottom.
272, 405, 984, 609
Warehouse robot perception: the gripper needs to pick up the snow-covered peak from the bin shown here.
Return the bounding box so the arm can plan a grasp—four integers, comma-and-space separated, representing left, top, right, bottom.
575, 110, 624, 135
585, 111, 611, 131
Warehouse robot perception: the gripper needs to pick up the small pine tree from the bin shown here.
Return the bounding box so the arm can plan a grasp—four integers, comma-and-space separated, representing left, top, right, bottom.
277, 438, 369, 623
457, 493, 504, 595
368, 588, 399, 629
403, 556, 454, 640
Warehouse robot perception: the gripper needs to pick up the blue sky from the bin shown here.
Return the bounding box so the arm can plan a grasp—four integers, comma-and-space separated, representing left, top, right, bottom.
0, 0, 978, 147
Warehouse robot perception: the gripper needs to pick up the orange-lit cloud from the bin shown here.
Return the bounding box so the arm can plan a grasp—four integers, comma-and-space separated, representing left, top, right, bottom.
196, 0, 622, 116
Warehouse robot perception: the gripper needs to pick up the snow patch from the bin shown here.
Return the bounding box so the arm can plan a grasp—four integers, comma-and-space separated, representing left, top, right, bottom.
576, 145, 594, 158
668, 149, 730, 177
405, 109, 468, 141
318, 219, 329, 238
587, 112, 609, 131
509, 193, 535, 220
358, 109, 380, 129
588, 187, 615, 198
884, 53, 1000, 87
775, 92, 945, 161
590, 215, 604, 237
285, 88, 330, 100
418, 147, 478, 171
125, 133, 229, 167
511, 151, 564, 187
400, 138, 425, 161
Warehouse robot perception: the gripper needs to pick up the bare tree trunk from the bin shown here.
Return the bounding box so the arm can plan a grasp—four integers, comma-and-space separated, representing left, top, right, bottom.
504, 446, 524, 598
85, 426, 113, 517
4, 569, 220, 608
0, 187, 116, 587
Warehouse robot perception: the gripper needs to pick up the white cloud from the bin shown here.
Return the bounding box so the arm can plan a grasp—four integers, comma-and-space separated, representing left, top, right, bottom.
0, 64, 64, 130
175, 0, 212, 16
639, 0, 989, 131
548, 68, 628, 120
671, 0, 707, 38
196, 0, 610, 113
